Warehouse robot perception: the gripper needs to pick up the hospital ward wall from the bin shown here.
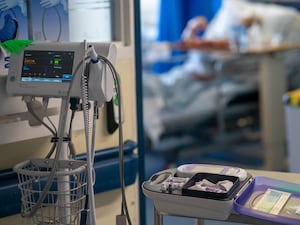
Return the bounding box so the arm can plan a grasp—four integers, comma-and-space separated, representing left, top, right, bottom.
0, 0, 140, 224
0, 47, 139, 225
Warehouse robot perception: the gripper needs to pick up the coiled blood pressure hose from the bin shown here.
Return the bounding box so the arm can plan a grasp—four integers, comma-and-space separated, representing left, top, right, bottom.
82, 44, 132, 225
97, 55, 133, 225
81, 60, 97, 225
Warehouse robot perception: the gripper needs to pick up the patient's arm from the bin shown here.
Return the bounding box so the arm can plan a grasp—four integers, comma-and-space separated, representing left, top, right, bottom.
181, 16, 208, 40
178, 14, 261, 51
240, 15, 262, 28
189, 72, 216, 82
176, 16, 229, 50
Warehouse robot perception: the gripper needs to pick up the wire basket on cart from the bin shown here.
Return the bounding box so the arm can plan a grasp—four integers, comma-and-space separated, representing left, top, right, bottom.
14, 158, 87, 225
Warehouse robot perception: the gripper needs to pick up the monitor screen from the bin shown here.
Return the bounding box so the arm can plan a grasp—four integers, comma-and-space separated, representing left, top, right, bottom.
6, 41, 115, 98
21, 50, 75, 83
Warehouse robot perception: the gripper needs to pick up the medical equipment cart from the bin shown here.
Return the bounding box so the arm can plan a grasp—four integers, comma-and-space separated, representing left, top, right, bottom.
143, 164, 300, 225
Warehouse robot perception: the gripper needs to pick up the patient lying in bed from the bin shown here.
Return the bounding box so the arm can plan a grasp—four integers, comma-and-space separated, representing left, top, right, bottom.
143, 0, 300, 145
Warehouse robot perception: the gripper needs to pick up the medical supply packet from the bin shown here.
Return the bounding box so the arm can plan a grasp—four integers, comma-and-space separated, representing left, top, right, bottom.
182, 172, 240, 200
252, 188, 291, 214
234, 176, 300, 225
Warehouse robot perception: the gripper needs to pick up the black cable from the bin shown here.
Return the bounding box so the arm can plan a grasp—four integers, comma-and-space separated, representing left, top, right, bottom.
45, 142, 57, 159
68, 109, 77, 159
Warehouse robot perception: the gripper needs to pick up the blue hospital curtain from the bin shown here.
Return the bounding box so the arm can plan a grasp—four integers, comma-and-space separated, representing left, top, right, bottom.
153, 0, 222, 73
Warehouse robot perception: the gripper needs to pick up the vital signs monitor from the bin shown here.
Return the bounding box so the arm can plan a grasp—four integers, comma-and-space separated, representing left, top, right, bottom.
7, 41, 120, 225
6, 41, 116, 99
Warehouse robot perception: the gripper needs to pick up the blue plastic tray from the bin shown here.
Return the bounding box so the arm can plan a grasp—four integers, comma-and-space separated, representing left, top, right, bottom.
234, 176, 300, 225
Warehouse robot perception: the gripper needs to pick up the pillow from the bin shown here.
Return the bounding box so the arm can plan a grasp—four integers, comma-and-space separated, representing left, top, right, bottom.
285, 14, 300, 43
253, 2, 298, 44
204, 0, 299, 45
203, 0, 255, 40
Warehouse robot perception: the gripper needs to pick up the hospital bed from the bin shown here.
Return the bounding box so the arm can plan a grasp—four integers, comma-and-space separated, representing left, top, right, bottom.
142, 0, 300, 167
143, 52, 262, 165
